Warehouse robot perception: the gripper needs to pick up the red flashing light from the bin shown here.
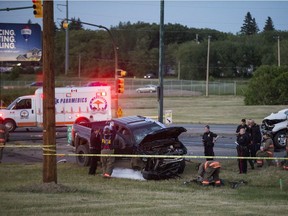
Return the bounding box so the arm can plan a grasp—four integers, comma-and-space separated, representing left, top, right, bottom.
117, 78, 124, 94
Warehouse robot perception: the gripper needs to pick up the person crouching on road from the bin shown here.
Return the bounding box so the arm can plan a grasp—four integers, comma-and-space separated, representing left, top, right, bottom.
101, 126, 115, 177
236, 128, 250, 174
202, 125, 219, 161
0, 119, 8, 163
197, 161, 222, 186
256, 132, 274, 167
88, 128, 102, 175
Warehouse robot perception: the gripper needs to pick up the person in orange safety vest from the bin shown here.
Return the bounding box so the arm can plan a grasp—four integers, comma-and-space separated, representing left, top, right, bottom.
282, 133, 288, 170
256, 132, 274, 167
197, 161, 221, 186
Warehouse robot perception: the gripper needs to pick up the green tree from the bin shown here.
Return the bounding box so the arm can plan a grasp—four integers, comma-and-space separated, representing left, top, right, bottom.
240, 12, 259, 35
244, 65, 288, 105
263, 16, 275, 32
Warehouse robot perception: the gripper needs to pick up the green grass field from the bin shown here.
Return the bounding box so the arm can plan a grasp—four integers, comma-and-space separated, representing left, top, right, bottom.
0, 161, 288, 216
1, 86, 288, 215
119, 95, 287, 124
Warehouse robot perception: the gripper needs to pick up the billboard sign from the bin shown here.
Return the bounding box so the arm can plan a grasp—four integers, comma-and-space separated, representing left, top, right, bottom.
0, 23, 42, 62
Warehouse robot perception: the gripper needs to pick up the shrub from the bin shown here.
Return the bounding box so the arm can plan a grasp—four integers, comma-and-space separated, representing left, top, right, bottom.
244, 65, 288, 105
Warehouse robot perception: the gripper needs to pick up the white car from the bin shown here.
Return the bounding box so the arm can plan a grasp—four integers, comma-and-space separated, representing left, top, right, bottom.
136, 85, 157, 93
261, 108, 288, 148
144, 73, 156, 79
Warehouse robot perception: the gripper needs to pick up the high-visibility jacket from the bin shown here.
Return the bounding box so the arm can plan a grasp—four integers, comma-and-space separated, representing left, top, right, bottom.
198, 161, 221, 177
101, 134, 114, 150
0, 124, 8, 146
260, 137, 274, 156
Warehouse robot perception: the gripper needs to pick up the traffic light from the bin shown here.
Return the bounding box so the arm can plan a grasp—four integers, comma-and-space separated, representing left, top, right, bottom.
117, 78, 124, 94
32, 0, 43, 18
117, 69, 127, 77
63, 20, 69, 29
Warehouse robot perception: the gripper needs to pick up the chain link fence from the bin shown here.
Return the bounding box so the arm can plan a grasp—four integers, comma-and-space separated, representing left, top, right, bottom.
1, 79, 248, 96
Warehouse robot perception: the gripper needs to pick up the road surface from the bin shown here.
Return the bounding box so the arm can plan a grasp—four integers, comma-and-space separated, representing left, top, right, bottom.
1, 124, 286, 164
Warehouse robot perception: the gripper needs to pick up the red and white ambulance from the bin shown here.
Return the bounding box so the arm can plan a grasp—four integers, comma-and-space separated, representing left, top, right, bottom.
0, 86, 112, 131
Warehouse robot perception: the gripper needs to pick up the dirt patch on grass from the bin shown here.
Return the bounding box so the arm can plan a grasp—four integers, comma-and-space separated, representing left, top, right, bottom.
16, 182, 78, 193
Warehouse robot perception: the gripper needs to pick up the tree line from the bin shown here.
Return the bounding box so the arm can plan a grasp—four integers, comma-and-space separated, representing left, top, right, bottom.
4, 12, 287, 105
51, 12, 288, 81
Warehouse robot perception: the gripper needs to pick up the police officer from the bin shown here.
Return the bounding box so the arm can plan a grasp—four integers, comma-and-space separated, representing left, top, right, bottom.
247, 119, 261, 169
236, 128, 249, 174
88, 128, 102, 175
236, 119, 248, 136
256, 132, 274, 167
202, 125, 218, 161
0, 119, 8, 163
100, 126, 115, 177
197, 161, 221, 186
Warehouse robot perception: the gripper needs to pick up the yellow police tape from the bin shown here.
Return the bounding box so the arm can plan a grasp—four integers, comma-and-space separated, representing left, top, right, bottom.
43, 153, 288, 161
2, 144, 55, 148
2, 144, 288, 161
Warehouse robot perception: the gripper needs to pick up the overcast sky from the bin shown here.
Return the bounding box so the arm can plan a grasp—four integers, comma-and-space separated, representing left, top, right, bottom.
0, 0, 288, 34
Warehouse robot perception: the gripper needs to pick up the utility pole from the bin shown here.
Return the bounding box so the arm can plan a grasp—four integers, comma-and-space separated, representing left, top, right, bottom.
277, 36, 280, 67
158, 0, 164, 123
43, 0, 57, 183
205, 36, 211, 97
78, 54, 81, 78
65, 0, 69, 75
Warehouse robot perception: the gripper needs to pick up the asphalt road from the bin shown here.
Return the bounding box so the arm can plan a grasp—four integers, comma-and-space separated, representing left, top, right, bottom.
2, 124, 286, 164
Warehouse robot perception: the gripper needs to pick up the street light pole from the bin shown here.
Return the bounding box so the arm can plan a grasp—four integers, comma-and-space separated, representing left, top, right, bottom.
158, 0, 164, 123
64, 19, 118, 117
206, 36, 211, 97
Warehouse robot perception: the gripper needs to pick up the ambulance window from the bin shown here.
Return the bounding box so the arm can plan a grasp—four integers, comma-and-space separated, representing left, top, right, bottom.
14, 99, 31, 109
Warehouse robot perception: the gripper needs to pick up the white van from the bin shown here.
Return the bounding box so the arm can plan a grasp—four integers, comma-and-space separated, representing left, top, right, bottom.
0, 86, 112, 131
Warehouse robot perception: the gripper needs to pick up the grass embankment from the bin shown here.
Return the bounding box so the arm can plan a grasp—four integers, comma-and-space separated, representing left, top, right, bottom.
0, 161, 287, 215
120, 95, 287, 124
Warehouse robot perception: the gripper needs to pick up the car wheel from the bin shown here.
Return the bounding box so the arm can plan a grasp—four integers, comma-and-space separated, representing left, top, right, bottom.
76, 144, 90, 166
273, 130, 287, 148
4, 119, 16, 132
178, 159, 186, 174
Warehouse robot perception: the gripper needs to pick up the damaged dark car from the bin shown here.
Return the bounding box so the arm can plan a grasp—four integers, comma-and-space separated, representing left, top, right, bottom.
112, 116, 188, 180
71, 116, 187, 180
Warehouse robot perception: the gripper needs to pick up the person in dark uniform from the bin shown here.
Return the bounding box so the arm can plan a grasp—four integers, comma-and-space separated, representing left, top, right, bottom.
0, 119, 8, 163
202, 125, 219, 161
236, 119, 248, 136
236, 128, 250, 174
88, 128, 102, 175
100, 126, 115, 177
247, 119, 262, 168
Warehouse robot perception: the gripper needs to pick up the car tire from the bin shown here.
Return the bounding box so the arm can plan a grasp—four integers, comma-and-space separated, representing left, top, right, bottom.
4, 119, 16, 132
178, 159, 186, 174
273, 130, 287, 148
76, 144, 90, 166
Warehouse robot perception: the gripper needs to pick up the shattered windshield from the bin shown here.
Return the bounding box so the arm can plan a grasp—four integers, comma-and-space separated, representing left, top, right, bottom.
133, 123, 163, 145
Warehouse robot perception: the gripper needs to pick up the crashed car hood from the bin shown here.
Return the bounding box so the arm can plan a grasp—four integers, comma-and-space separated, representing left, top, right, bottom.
139, 127, 186, 147
264, 109, 288, 120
